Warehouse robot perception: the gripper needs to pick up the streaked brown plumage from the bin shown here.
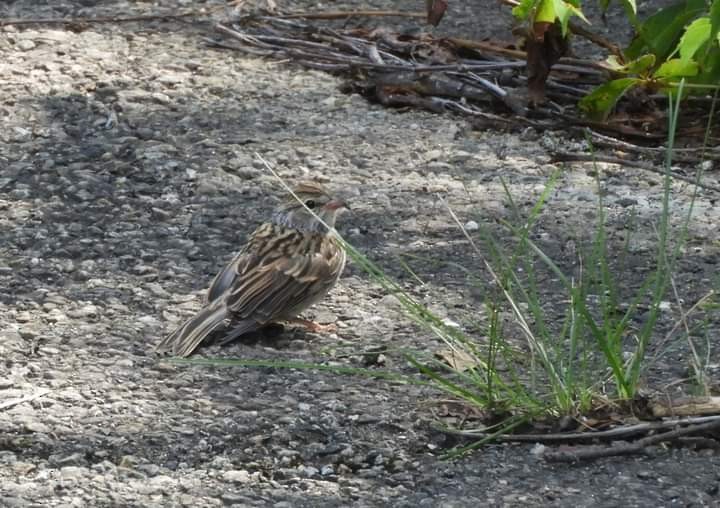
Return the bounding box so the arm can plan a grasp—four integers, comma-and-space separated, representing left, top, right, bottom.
156, 181, 347, 357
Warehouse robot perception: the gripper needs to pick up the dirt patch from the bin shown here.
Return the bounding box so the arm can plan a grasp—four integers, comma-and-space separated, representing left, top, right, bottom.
1, 0, 720, 506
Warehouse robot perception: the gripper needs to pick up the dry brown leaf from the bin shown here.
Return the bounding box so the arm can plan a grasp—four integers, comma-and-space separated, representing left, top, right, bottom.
435, 348, 481, 372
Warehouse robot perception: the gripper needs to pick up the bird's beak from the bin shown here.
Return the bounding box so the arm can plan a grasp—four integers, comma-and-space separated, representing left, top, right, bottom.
325, 199, 348, 211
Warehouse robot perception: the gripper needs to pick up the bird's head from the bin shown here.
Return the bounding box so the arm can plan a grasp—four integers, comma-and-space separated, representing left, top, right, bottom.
272, 181, 347, 233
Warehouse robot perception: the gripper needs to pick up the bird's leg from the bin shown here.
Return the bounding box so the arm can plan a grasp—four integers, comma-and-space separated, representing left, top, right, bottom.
287, 318, 338, 334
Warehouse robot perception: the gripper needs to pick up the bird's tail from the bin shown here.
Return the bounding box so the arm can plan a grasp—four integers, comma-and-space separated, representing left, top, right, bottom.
156, 300, 228, 357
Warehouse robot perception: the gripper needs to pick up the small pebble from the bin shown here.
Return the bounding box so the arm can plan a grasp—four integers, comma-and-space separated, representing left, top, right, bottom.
222, 469, 251, 484
16, 39, 36, 51
298, 466, 319, 478
464, 220, 479, 232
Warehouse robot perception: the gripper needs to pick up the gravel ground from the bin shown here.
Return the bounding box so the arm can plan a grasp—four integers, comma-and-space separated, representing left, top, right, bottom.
1, 1, 720, 506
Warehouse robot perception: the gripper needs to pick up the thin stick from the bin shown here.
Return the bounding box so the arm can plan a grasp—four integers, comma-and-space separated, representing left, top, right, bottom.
436, 414, 720, 443
217, 23, 528, 73
551, 152, 720, 193
565, 21, 623, 58
544, 419, 720, 462
439, 196, 564, 390
651, 290, 715, 366
0, 389, 52, 411
203, 38, 276, 56
650, 396, 720, 418
586, 129, 720, 162
446, 38, 609, 73
447, 37, 527, 60
276, 10, 426, 20
0, 11, 207, 26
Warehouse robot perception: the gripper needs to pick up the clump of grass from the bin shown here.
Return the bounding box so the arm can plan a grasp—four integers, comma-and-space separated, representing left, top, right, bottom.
336, 79, 715, 430
392, 79, 718, 428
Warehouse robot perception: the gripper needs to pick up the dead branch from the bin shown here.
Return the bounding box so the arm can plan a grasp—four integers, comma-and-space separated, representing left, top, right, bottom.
544, 419, 720, 462
551, 151, 720, 193
0, 11, 206, 27
565, 21, 623, 59
556, 114, 668, 139
446, 37, 527, 60
211, 14, 718, 152
203, 37, 276, 56
651, 397, 720, 418
0, 9, 423, 29
435, 415, 720, 444
217, 24, 528, 74
586, 129, 720, 163
376, 89, 449, 113
276, 10, 426, 20
373, 72, 493, 103
445, 38, 610, 74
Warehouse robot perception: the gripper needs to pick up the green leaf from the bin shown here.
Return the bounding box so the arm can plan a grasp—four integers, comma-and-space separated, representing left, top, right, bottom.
605, 54, 656, 74
512, 0, 538, 20
603, 0, 638, 28
551, 0, 571, 34
711, 0, 720, 46
579, 78, 641, 120
654, 58, 700, 78
527, 0, 587, 35
565, 2, 589, 24
536, 0, 557, 24
622, 0, 637, 15
621, 0, 640, 28
679, 17, 711, 62
626, 0, 707, 60
546, 0, 588, 35
625, 54, 656, 73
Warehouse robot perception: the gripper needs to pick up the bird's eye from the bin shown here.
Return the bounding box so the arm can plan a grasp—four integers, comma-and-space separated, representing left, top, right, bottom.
305, 200, 316, 209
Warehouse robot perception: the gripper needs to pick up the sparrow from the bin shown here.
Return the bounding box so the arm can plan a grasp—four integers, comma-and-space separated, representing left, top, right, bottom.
156, 181, 347, 357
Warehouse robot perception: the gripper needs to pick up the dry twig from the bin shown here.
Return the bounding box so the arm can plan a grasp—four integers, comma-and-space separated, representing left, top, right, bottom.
650, 396, 720, 418
437, 415, 720, 443
276, 10, 426, 20
0, 11, 207, 27
551, 151, 720, 193
211, 13, 717, 154
437, 414, 720, 461
544, 419, 720, 462
0, 389, 52, 411
586, 129, 720, 163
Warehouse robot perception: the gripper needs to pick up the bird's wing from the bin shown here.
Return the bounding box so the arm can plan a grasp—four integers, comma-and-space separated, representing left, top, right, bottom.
205, 222, 278, 303
209, 223, 344, 323
205, 257, 238, 303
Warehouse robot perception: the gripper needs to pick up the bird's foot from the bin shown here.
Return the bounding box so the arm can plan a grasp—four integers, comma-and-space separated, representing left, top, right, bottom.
287, 318, 338, 334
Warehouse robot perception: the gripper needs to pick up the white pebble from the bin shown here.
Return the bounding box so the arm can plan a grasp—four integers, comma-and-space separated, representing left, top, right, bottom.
464, 220, 479, 232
